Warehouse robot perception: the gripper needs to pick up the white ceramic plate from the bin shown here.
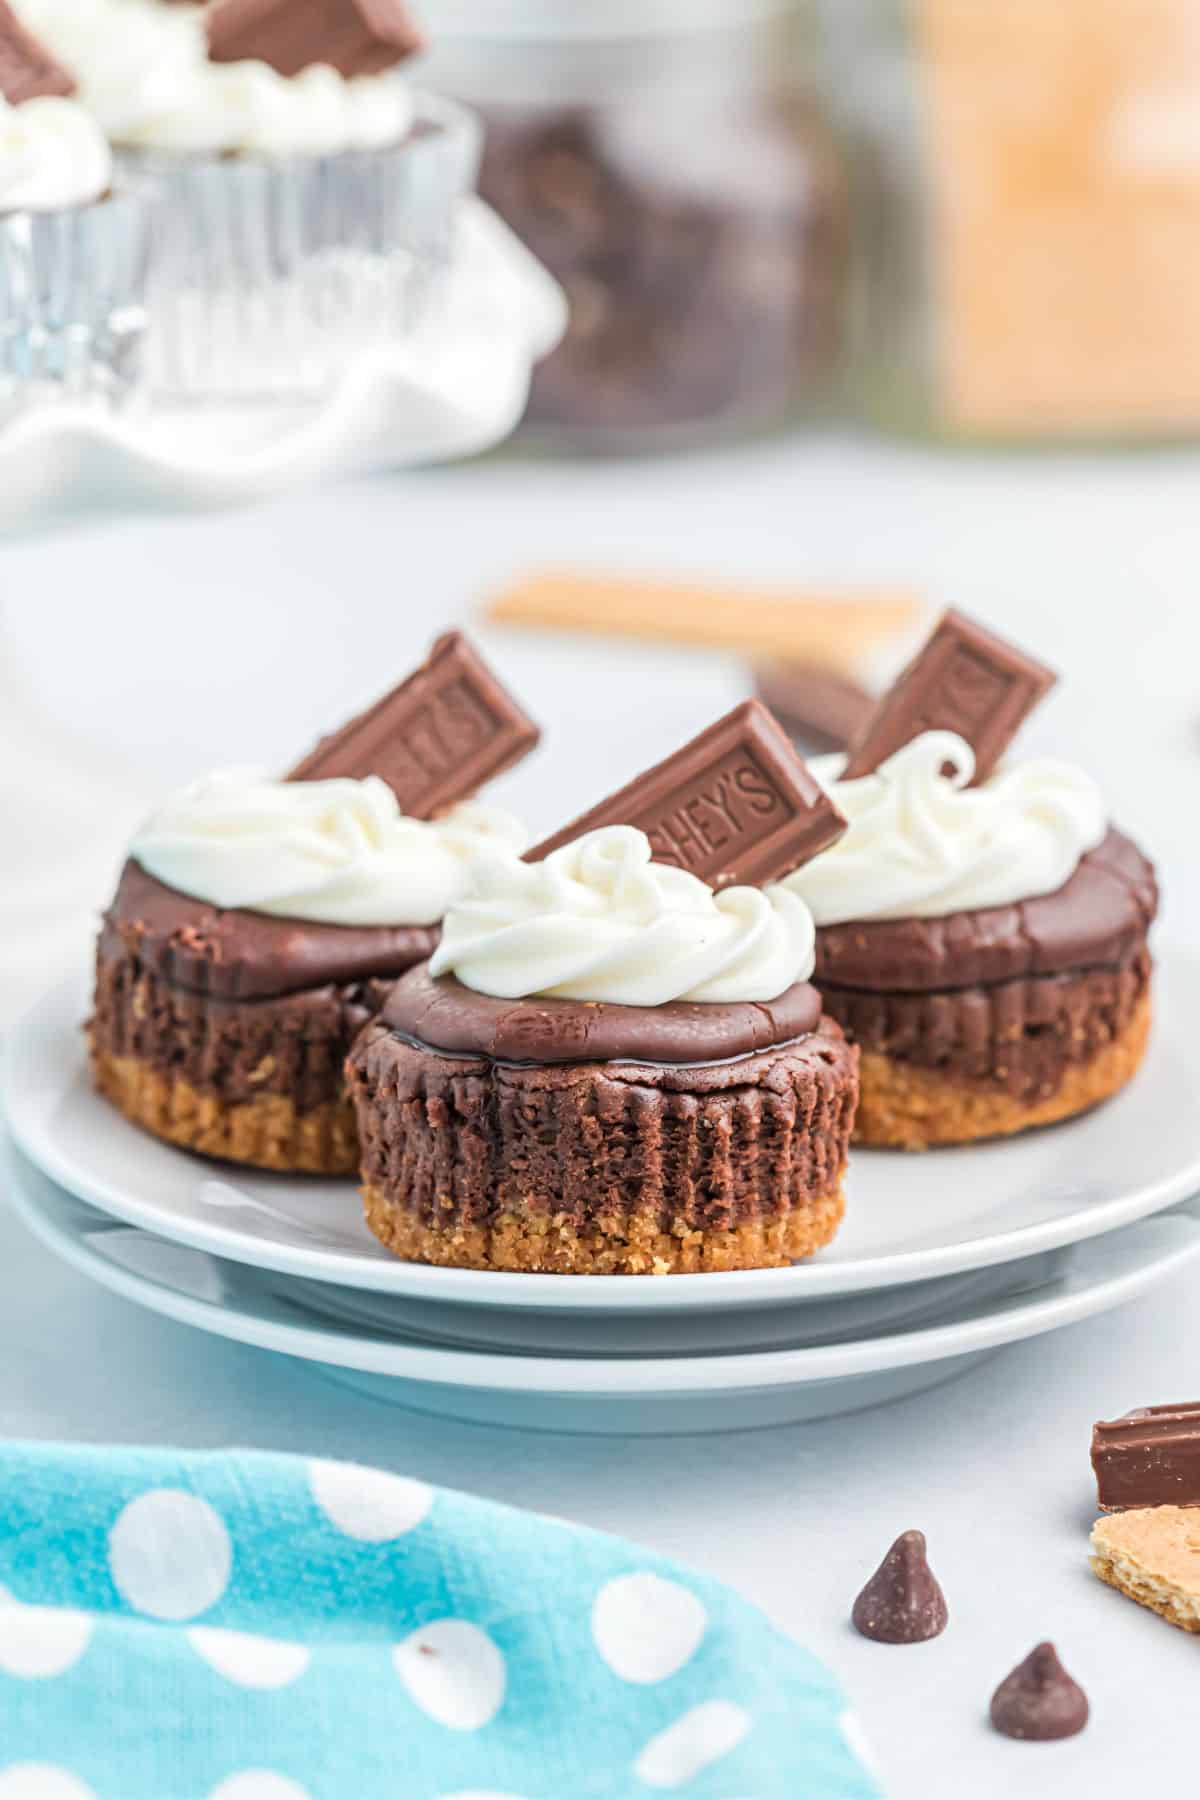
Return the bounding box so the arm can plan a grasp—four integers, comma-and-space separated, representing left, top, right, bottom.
11, 1151, 1200, 1434
0, 201, 566, 533
5, 958, 1196, 1315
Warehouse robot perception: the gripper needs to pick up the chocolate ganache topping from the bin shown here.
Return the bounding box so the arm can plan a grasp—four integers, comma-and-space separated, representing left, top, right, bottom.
380, 963, 823, 1066
814, 828, 1156, 994
101, 861, 436, 1002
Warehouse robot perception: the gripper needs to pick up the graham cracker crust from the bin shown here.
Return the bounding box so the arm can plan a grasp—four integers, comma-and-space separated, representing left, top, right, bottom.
91, 1048, 360, 1175
362, 1179, 846, 1274
852, 995, 1151, 1150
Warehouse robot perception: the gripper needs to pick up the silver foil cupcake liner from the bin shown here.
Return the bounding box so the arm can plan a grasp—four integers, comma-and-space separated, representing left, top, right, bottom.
122, 94, 481, 402
0, 185, 155, 417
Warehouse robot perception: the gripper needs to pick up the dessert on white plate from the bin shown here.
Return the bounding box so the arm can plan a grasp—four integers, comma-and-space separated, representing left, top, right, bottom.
7, 950, 1200, 1310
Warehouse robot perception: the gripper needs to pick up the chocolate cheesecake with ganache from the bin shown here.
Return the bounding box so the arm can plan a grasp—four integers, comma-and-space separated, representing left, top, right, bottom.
781, 611, 1158, 1148
90, 857, 442, 1174
88, 634, 540, 1175
346, 703, 860, 1274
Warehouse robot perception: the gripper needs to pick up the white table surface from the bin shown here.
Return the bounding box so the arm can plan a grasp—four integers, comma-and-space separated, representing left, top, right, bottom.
3, 431, 1200, 1799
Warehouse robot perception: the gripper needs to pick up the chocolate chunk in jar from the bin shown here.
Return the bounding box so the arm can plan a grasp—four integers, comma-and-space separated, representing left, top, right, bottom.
475, 94, 846, 446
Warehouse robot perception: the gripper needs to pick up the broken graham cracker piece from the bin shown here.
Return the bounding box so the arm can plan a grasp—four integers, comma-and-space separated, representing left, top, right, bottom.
207, 0, 424, 79
0, 0, 74, 104
486, 569, 921, 669
288, 632, 540, 819
527, 699, 846, 888
1092, 1404, 1200, 1512
841, 607, 1057, 784
1090, 1507, 1200, 1633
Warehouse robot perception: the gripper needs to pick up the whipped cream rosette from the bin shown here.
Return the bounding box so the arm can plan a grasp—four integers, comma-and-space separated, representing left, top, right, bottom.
785, 731, 1108, 925
783, 611, 1158, 1149
347, 703, 860, 1276
14, 0, 476, 398
429, 826, 815, 1005
131, 768, 527, 929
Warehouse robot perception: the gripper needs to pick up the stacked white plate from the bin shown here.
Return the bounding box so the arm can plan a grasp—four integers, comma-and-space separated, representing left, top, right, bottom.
6, 960, 1200, 1435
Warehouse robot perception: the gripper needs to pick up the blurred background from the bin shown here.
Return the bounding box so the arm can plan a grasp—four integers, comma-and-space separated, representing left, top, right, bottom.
3, 0, 1197, 1016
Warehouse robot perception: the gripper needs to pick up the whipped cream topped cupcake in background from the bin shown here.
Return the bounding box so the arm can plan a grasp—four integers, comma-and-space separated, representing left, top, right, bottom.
0, 0, 157, 412
88, 635, 541, 1177
14, 0, 478, 398
18, 0, 416, 157
348, 703, 860, 1275
782, 610, 1158, 1149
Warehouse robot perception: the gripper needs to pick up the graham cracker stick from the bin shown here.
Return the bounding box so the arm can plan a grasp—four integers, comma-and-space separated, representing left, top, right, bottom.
484, 570, 922, 670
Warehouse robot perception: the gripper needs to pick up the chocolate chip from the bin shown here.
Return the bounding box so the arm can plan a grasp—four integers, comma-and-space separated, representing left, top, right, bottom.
990, 1642, 1089, 1741
851, 1529, 948, 1644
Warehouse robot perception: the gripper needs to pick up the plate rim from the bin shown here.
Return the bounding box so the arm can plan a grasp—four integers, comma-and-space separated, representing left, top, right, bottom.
11, 1150, 1200, 1397
5, 959, 1199, 1313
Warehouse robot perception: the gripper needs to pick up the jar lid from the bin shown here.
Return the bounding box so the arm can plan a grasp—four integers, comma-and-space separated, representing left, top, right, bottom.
415, 0, 793, 39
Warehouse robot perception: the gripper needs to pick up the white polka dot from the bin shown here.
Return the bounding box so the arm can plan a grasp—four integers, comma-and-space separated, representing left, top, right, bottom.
207, 1776, 311, 1800
435, 1794, 532, 1800
309, 1461, 433, 1542
633, 1701, 752, 1789
393, 1620, 505, 1731
592, 1573, 707, 1685
839, 1709, 884, 1782
187, 1626, 310, 1690
108, 1490, 232, 1621
0, 1587, 93, 1679
0, 1769, 96, 1800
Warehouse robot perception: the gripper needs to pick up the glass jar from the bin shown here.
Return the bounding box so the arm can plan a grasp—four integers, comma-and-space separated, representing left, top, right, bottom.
817, 0, 1200, 443
417, 0, 847, 450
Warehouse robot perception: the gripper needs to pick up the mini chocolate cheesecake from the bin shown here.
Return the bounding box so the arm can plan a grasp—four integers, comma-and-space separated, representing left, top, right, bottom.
88, 633, 540, 1174
812, 828, 1156, 1149
346, 702, 859, 1274
90, 860, 435, 1175
347, 963, 857, 1274
782, 610, 1158, 1148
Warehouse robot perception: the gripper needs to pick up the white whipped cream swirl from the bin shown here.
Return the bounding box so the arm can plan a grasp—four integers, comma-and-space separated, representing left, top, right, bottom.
781, 731, 1108, 925
0, 95, 111, 210
430, 825, 816, 1006
130, 769, 527, 928
15, 0, 413, 156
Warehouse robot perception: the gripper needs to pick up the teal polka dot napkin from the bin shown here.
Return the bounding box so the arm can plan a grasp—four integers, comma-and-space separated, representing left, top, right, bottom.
0, 1443, 881, 1800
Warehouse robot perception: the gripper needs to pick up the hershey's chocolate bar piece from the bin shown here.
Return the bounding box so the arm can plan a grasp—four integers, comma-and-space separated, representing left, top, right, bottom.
207, 0, 424, 78
288, 632, 540, 818
841, 607, 1057, 784
1092, 1404, 1200, 1512
527, 699, 846, 887
0, 1, 74, 104
754, 661, 875, 754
